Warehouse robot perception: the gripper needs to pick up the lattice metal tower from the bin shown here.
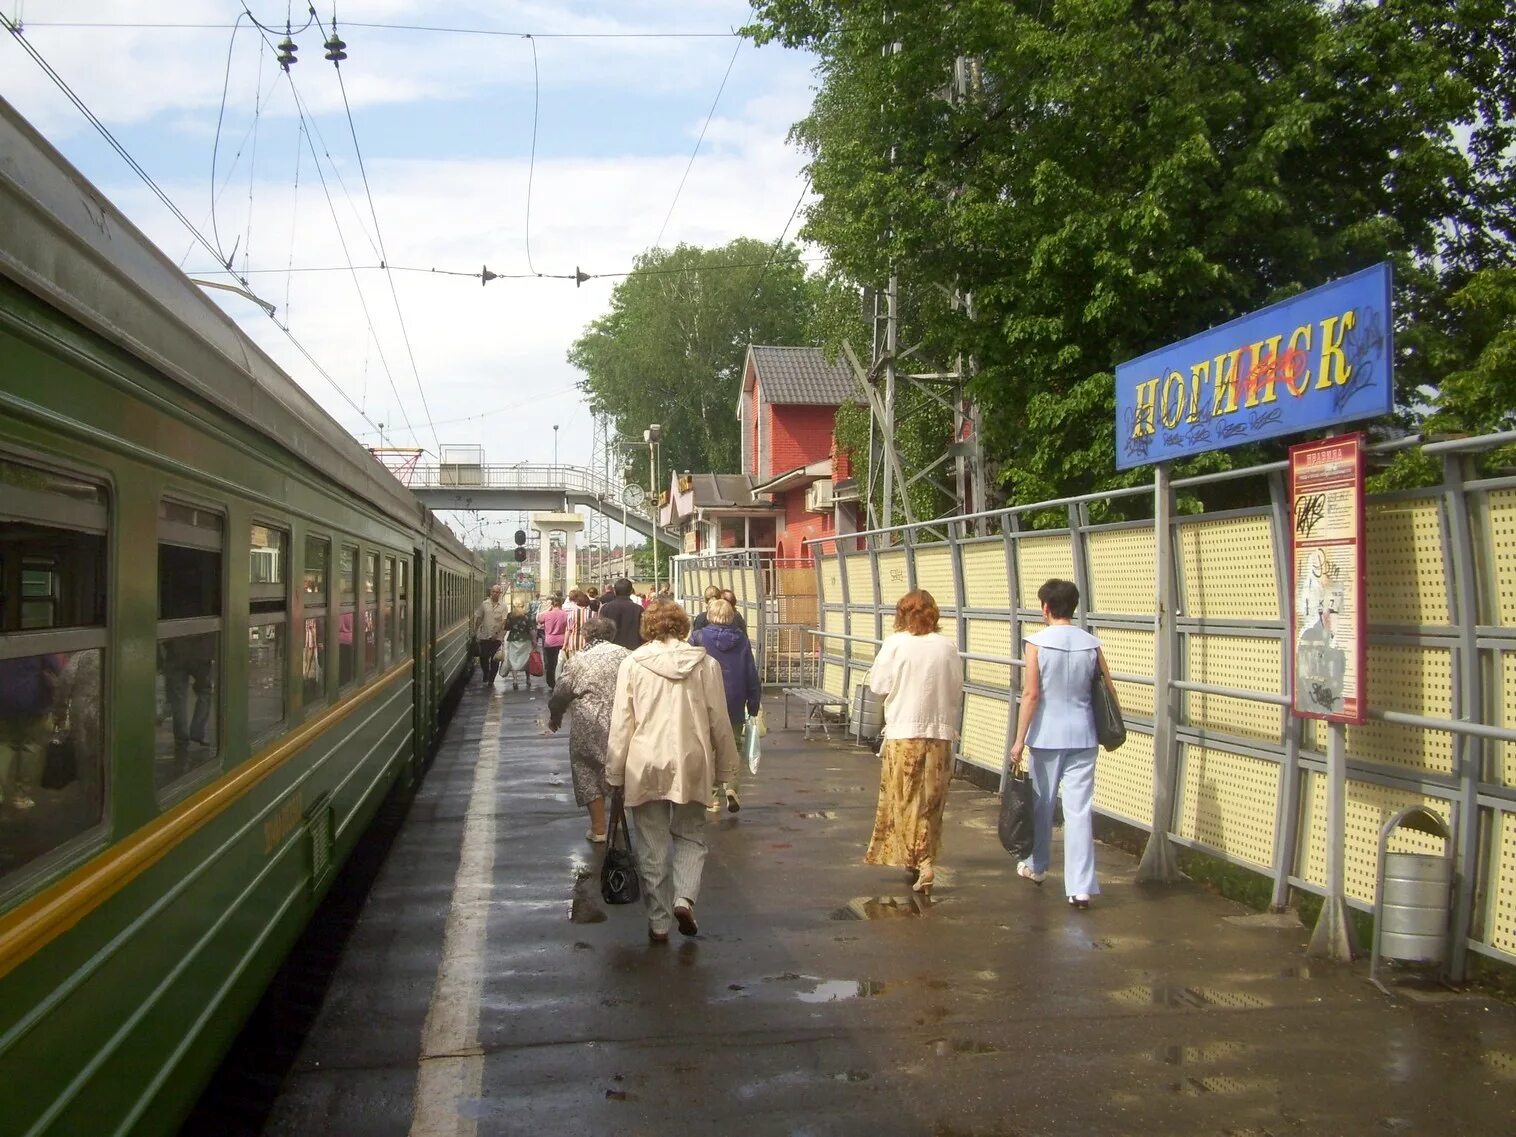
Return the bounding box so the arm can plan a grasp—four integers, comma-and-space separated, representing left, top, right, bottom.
586, 411, 614, 584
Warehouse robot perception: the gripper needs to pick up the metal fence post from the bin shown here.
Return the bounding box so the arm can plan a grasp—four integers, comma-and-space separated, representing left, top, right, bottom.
1266, 471, 1304, 911
1442, 452, 1484, 981
1308, 722, 1360, 960
1139, 462, 1181, 883
999, 514, 1023, 795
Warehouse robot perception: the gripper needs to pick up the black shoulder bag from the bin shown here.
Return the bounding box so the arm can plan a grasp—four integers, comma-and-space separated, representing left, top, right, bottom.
600, 790, 641, 905
1091, 662, 1126, 751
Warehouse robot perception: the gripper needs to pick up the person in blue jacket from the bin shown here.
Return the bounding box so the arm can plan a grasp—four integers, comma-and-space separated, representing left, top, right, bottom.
690, 598, 760, 814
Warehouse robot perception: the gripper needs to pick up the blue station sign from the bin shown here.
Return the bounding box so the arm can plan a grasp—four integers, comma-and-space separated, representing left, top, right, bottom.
1114, 263, 1393, 470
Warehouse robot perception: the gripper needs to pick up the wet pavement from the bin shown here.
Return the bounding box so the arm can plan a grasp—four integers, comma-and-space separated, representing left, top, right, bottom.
256, 681, 1516, 1136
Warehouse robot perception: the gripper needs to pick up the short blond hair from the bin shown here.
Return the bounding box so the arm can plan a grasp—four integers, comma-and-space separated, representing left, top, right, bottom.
703, 585, 721, 601
707, 598, 735, 625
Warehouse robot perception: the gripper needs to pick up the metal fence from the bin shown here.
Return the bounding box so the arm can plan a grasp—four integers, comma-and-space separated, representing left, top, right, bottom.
807, 430, 1516, 979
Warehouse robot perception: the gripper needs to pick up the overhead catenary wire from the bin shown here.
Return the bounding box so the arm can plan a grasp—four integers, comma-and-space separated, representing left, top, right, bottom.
522, 33, 540, 276
22, 19, 738, 38
325, 11, 444, 458
650, 35, 742, 254
187, 255, 827, 280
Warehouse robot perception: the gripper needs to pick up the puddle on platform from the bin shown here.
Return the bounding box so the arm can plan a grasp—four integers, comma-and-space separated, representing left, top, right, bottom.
1153, 1042, 1252, 1066
930, 1038, 1003, 1057
1168, 1075, 1275, 1096
569, 865, 607, 924
1109, 983, 1273, 1011
830, 895, 930, 921
796, 978, 886, 1003
797, 810, 837, 820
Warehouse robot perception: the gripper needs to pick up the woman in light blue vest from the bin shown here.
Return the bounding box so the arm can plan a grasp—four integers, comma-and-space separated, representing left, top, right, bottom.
1009, 578, 1118, 909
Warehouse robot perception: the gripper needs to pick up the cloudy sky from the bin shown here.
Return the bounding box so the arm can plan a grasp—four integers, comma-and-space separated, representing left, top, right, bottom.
2, 1, 817, 549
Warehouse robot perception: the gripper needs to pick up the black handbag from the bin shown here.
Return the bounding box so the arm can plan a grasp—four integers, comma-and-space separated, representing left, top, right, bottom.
1092, 666, 1126, 751
600, 791, 641, 905
997, 766, 1035, 859
41, 735, 77, 790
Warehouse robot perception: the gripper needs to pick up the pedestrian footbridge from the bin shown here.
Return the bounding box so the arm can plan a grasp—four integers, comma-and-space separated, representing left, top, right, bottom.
404, 462, 679, 547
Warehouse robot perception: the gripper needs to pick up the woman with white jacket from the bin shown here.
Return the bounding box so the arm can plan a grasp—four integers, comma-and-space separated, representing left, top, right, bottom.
606, 601, 740, 943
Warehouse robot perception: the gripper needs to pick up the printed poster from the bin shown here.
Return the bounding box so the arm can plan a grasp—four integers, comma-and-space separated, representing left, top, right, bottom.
1289, 434, 1366, 722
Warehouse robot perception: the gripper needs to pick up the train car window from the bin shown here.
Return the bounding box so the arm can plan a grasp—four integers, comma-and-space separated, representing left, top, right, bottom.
248, 525, 287, 742
381, 556, 395, 667
397, 560, 410, 659
302, 537, 329, 706
362, 552, 379, 677
0, 456, 108, 893
338, 544, 357, 688
156, 499, 223, 790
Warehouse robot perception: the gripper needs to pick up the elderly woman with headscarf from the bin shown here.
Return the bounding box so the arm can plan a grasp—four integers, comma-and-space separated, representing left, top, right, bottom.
501, 601, 537, 691
607, 601, 740, 943
548, 616, 630, 842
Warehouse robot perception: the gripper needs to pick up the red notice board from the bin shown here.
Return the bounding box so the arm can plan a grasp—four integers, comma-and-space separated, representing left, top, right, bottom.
1289, 434, 1366, 722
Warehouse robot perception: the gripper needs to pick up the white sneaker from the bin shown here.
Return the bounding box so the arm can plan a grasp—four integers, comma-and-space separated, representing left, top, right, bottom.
1016, 860, 1046, 884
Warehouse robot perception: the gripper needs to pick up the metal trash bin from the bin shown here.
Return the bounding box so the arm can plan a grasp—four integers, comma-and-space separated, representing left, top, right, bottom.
852, 681, 883, 745
1370, 805, 1454, 993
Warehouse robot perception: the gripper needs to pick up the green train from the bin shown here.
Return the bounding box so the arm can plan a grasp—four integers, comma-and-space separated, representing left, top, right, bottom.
0, 97, 483, 1135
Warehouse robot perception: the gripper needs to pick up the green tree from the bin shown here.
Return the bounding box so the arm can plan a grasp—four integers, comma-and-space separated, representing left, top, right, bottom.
749, 0, 1516, 509
568, 239, 820, 478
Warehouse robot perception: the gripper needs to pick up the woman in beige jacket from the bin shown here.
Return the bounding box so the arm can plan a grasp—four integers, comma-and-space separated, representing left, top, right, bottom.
606, 601, 740, 943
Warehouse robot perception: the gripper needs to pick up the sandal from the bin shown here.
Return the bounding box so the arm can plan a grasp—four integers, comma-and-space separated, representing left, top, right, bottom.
911, 866, 935, 894
586, 829, 607, 843
1017, 861, 1046, 885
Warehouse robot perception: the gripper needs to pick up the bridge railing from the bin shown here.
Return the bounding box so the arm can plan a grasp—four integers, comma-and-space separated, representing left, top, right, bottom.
407, 463, 649, 515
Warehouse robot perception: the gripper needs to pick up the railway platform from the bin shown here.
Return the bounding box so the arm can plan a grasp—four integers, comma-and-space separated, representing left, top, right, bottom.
214, 682, 1516, 1136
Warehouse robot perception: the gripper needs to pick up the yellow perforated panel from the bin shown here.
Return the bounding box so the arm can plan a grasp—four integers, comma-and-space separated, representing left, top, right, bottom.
961, 692, 1009, 771
914, 544, 958, 609
1016, 536, 1075, 608
1490, 811, 1516, 956
1177, 745, 1280, 870
1095, 626, 1155, 721
1185, 635, 1285, 743
1297, 773, 1451, 904
1485, 488, 1516, 626
819, 557, 843, 605
847, 610, 876, 661
937, 617, 959, 649
1179, 515, 1280, 620
960, 540, 1009, 602
964, 618, 1013, 689
1302, 644, 1455, 774
1088, 528, 1157, 614
819, 609, 846, 661
1365, 499, 1449, 625
1093, 729, 1155, 826
821, 658, 845, 697
877, 549, 910, 599
845, 553, 875, 607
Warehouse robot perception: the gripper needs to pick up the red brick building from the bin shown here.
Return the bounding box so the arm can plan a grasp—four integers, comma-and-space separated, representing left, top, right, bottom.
740, 345, 861, 562
662, 345, 863, 562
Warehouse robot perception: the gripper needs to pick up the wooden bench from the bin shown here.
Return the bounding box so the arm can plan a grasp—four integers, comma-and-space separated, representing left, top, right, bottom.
782, 687, 850, 740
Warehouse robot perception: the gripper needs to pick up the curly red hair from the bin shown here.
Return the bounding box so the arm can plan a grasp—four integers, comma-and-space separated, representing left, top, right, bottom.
641, 599, 691, 642
894, 589, 940, 635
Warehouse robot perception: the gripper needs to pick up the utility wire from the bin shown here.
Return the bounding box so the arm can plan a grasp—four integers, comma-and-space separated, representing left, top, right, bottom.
327, 18, 444, 457
741, 175, 813, 312
209, 12, 248, 264
523, 34, 540, 276
2, 11, 389, 443
187, 255, 827, 280
2, 13, 225, 267
23, 20, 738, 37
650, 36, 742, 253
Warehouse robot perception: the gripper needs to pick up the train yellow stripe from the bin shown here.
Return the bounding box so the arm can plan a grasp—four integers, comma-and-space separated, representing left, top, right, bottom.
0, 661, 414, 982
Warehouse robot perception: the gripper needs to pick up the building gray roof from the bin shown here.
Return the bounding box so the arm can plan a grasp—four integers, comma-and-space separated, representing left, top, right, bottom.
744, 345, 862, 406
690, 473, 773, 510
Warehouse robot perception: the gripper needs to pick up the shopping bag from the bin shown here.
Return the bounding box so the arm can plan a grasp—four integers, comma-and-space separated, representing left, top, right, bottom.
997, 766, 1035, 859
600, 792, 641, 905
41, 735, 77, 790
526, 648, 544, 677
753, 707, 768, 738
742, 715, 762, 775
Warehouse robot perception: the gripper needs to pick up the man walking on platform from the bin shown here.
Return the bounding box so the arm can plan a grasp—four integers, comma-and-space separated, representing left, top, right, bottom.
472, 583, 509, 688
598, 578, 645, 652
